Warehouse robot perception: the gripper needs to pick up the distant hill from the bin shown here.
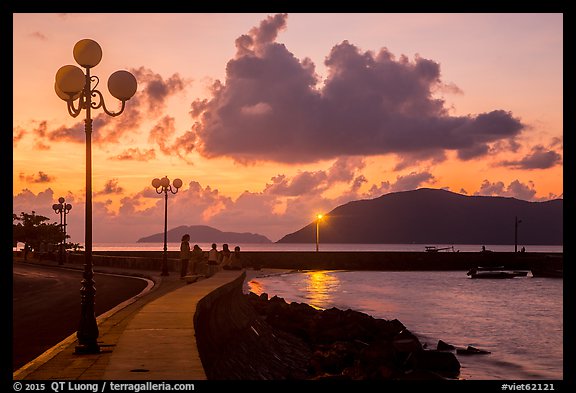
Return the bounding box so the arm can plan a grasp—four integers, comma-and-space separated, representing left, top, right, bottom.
277, 188, 563, 245
137, 225, 272, 244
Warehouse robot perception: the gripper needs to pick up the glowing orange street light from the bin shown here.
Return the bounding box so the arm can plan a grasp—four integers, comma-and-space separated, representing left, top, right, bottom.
316, 214, 324, 252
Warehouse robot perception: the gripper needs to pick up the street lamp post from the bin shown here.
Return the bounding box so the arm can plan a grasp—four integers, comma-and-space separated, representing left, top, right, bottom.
316, 214, 324, 252
152, 176, 183, 276
515, 216, 522, 252
55, 38, 137, 354
52, 197, 72, 265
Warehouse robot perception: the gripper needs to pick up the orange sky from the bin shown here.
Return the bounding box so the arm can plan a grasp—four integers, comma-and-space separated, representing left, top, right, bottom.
13, 13, 563, 243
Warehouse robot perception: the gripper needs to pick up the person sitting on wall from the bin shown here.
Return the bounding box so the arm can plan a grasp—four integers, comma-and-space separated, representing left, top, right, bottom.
191, 244, 205, 275
223, 246, 242, 270
208, 243, 219, 266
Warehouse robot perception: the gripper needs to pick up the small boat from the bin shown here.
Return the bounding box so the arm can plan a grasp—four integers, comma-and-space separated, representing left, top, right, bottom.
467, 267, 529, 279
425, 245, 456, 252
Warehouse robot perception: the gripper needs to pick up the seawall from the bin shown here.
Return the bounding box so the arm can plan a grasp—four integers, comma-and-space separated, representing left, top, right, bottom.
61, 250, 562, 273
193, 270, 312, 379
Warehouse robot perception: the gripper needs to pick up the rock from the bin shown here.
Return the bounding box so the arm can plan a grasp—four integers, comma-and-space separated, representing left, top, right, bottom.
392, 330, 422, 353
456, 345, 491, 355
242, 292, 462, 380
437, 339, 456, 351
408, 350, 461, 378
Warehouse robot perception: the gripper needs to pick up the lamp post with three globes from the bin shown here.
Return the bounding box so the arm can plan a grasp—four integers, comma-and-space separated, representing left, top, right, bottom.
55, 38, 137, 354
152, 176, 183, 276
52, 197, 72, 265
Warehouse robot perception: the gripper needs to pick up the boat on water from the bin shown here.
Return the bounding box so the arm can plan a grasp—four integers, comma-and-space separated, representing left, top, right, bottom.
467, 266, 529, 279
425, 245, 457, 252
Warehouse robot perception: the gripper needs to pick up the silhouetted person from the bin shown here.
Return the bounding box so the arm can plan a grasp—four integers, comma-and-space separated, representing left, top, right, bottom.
221, 243, 231, 265
191, 244, 204, 275
223, 246, 242, 270
208, 243, 219, 265
180, 234, 191, 278
207, 243, 219, 277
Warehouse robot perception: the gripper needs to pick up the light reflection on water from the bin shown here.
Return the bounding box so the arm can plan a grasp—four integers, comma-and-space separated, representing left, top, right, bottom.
246, 270, 563, 380
300, 271, 341, 309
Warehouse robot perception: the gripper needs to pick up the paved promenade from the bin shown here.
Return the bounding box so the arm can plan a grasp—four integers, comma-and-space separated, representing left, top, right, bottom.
12, 257, 251, 380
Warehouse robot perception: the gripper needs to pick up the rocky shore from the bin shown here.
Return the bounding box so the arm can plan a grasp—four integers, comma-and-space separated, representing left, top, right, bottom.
197, 288, 466, 380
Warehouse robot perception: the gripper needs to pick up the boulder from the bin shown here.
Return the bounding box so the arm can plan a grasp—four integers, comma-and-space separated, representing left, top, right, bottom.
437, 339, 456, 351
408, 350, 461, 378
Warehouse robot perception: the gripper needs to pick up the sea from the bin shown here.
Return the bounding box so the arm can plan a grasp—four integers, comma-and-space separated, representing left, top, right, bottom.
82, 242, 564, 253
17, 242, 564, 380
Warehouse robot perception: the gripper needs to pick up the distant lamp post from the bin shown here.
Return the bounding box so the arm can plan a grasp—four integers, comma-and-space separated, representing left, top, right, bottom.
55, 38, 137, 354
515, 216, 522, 252
52, 197, 72, 265
316, 214, 324, 252
152, 176, 183, 276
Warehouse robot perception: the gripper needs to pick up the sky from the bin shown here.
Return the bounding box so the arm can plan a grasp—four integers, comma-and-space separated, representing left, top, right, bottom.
12, 13, 563, 244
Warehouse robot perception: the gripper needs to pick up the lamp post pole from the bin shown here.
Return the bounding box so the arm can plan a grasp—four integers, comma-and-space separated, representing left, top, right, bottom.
55, 39, 137, 354
515, 216, 522, 252
316, 214, 323, 252
152, 176, 183, 276
52, 197, 72, 265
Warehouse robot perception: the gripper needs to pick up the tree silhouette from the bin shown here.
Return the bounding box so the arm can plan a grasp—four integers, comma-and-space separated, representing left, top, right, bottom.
13, 211, 65, 260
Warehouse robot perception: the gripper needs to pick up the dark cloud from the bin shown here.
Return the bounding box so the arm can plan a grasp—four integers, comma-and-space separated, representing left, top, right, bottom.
498, 145, 562, 170
131, 67, 188, 118
191, 14, 526, 165
19, 171, 54, 183
96, 179, 124, 196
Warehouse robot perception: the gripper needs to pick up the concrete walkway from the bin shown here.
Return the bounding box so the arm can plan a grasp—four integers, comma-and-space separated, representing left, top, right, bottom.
12, 257, 252, 380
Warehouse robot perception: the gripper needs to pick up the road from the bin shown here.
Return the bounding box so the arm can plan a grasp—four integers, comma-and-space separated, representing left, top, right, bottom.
12, 263, 149, 371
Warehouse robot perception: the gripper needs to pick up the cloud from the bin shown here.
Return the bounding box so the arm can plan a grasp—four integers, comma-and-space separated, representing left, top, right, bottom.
264, 157, 365, 197
498, 144, 562, 170
148, 116, 177, 155
31, 67, 188, 149
19, 171, 54, 183
191, 14, 526, 165
96, 179, 124, 196
29, 31, 47, 40
109, 147, 156, 161
131, 67, 189, 118
13, 163, 557, 244
13, 126, 26, 146
474, 179, 541, 201
147, 116, 196, 164
364, 171, 436, 199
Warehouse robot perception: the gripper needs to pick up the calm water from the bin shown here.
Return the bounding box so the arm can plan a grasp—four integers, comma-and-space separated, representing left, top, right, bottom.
50, 242, 563, 253
246, 270, 563, 380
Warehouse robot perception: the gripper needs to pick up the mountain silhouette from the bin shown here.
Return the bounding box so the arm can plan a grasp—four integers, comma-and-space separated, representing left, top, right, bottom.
137, 225, 272, 243
277, 188, 563, 245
